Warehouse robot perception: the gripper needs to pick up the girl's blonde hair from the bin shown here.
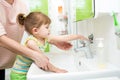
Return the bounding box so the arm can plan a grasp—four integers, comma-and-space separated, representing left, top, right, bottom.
17, 12, 51, 34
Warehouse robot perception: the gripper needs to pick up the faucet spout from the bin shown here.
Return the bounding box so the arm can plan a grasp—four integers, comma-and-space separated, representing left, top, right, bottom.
74, 45, 93, 59
84, 46, 93, 58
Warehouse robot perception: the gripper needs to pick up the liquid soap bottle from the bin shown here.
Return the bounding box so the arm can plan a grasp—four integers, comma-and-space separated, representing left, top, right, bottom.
96, 38, 106, 68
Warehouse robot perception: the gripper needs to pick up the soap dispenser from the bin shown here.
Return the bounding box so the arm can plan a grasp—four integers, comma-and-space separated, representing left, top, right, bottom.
95, 38, 106, 68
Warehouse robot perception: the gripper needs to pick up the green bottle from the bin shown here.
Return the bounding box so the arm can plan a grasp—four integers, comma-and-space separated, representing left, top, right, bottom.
112, 12, 120, 32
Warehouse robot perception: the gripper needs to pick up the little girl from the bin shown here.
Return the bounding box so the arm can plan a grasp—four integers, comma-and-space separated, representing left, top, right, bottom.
10, 12, 88, 80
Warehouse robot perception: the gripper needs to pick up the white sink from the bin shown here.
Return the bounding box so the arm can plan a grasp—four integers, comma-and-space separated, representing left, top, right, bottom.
27, 52, 120, 80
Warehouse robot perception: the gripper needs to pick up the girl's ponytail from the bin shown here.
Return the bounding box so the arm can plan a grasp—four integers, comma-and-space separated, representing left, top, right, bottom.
17, 13, 26, 25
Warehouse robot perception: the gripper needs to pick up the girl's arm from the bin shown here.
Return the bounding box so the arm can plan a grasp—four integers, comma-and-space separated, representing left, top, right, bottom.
0, 35, 49, 70
26, 39, 43, 53
48, 34, 88, 43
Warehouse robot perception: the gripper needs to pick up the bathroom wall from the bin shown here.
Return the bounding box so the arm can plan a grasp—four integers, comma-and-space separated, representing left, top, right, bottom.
93, 14, 120, 67
76, 13, 120, 67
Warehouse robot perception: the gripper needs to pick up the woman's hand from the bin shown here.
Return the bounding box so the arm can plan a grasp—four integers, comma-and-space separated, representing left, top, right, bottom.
53, 41, 72, 50
33, 52, 49, 70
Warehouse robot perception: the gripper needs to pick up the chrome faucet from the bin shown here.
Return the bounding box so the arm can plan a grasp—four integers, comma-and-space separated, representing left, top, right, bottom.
74, 34, 94, 59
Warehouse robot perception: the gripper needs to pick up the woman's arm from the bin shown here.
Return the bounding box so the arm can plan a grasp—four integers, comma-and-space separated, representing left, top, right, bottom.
0, 35, 49, 70
26, 39, 49, 70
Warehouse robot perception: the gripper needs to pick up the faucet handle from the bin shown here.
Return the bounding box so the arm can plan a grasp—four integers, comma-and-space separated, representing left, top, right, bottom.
79, 33, 94, 47
88, 34, 94, 43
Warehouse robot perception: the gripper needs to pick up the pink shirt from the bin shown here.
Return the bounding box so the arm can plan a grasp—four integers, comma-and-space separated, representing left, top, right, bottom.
0, 0, 29, 69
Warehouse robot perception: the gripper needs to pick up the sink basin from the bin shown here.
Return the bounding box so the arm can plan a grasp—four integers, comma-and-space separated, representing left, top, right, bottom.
27, 52, 120, 80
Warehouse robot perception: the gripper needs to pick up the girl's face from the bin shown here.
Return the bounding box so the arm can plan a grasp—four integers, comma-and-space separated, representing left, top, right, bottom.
34, 24, 50, 39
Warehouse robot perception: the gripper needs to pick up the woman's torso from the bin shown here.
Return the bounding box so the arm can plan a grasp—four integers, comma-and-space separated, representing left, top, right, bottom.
0, 0, 29, 69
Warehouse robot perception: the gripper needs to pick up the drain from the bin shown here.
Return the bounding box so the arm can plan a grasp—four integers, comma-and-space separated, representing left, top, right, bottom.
79, 61, 81, 66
